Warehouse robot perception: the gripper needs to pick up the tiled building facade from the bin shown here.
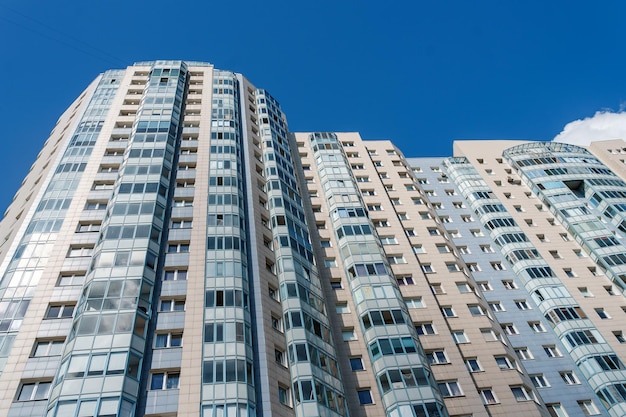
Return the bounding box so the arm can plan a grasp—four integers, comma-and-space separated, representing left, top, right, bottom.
0, 60, 625, 417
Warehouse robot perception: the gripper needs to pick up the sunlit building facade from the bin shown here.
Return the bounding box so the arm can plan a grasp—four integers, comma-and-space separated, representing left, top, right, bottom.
0, 60, 625, 417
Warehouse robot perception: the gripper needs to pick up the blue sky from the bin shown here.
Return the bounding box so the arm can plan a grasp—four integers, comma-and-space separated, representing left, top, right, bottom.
1, 1, 625, 211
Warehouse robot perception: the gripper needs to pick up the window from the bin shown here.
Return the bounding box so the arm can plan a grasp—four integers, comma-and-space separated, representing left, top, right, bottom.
427, 350, 449, 365
278, 385, 292, 407
324, 258, 337, 267
171, 220, 192, 229
427, 228, 440, 236
466, 358, 482, 372
335, 302, 350, 314
163, 269, 187, 281
543, 345, 562, 358
84, 201, 107, 210
456, 282, 472, 293
491, 262, 505, 271
502, 323, 518, 335
511, 386, 534, 401
529, 321, 546, 333
275, 348, 286, 366
396, 275, 414, 286
45, 304, 75, 319
387, 255, 406, 264
516, 347, 534, 360
441, 306, 456, 317
579, 287, 593, 298
480, 245, 494, 253
563, 268, 576, 278
422, 264, 435, 274
494, 356, 516, 371
560, 371, 579, 385
438, 381, 463, 397
452, 331, 469, 344
412, 244, 425, 254
167, 243, 190, 253
17, 381, 51, 401
32, 340, 64, 357
357, 389, 374, 405
531, 374, 549, 388
616, 331, 626, 343
67, 246, 94, 258
92, 182, 114, 191
578, 400, 600, 416
430, 283, 444, 294
404, 297, 425, 309
380, 236, 397, 245
502, 280, 517, 290
470, 229, 484, 237
57, 272, 86, 287
467, 263, 481, 272
481, 328, 498, 342
159, 299, 185, 312
350, 357, 364, 371
457, 246, 470, 255
271, 315, 283, 332
268, 286, 279, 301
547, 403, 569, 417
515, 300, 531, 310
342, 328, 357, 341
416, 323, 436, 335
446, 263, 460, 272
435, 244, 450, 253
155, 332, 183, 348
468, 305, 486, 316
76, 222, 101, 233
489, 302, 505, 312
150, 371, 180, 391
480, 389, 499, 405
173, 198, 193, 207
596, 308, 611, 319
478, 282, 492, 291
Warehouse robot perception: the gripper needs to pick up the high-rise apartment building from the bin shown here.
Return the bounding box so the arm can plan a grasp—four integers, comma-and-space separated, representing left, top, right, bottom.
0, 60, 625, 417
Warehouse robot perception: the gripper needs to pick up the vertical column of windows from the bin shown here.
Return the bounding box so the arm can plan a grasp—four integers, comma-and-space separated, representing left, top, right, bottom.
0, 72, 121, 383
311, 133, 447, 417
200, 72, 255, 417
258, 103, 347, 417
46, 63, 186, 417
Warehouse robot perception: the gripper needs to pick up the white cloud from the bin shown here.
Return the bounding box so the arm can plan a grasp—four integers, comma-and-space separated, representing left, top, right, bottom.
553, 111, 626, 146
